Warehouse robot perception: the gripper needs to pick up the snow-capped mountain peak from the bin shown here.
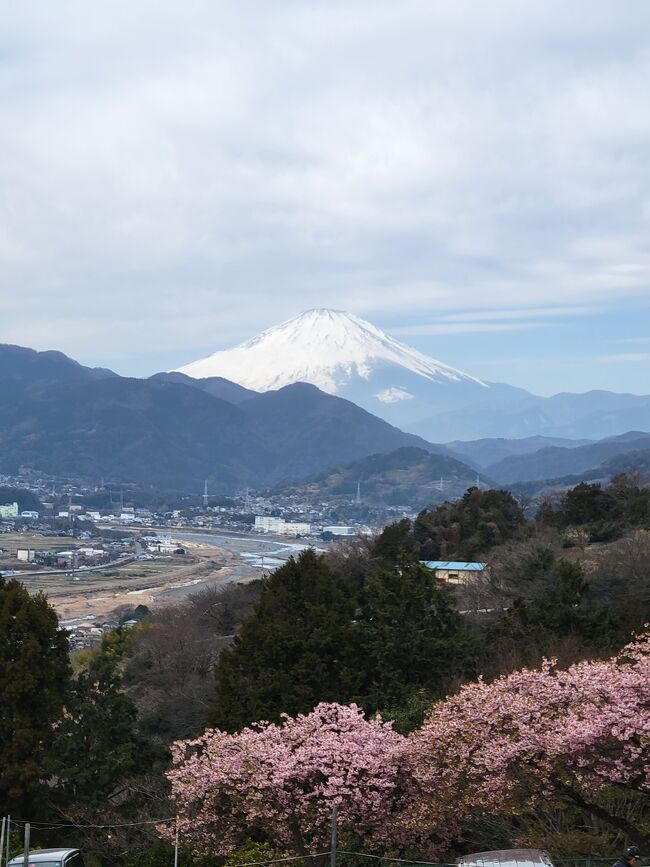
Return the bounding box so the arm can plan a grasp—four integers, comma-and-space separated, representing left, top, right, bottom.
175, 308, 486, 395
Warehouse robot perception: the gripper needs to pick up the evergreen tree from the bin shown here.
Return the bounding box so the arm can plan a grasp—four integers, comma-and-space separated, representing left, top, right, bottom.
358, 555, 476, 724
51, 633, 159, 809
211, 549, 359, 731
0, 578, 70, 817
414, 487, 525, 561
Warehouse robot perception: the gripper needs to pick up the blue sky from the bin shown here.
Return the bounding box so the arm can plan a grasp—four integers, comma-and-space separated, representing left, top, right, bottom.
1, 0, 649, 396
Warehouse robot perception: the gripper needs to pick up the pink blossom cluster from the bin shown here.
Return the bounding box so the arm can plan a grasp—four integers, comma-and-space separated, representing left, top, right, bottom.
407, 633, 650, 841
164, 702, 411, 857
164, 635, 650, 858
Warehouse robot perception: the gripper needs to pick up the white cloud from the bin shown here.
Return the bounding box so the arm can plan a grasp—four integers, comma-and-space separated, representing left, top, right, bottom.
1, 0, 650, 372
390, 322, 549, 337
601, 353, 650, 363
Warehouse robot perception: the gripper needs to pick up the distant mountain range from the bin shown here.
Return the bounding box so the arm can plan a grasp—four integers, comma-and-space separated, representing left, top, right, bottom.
484, 431, 650, 484
444, 435, 592, 470
176, 309, 650, 442
0, 344, 447, 491
2, 331, 650, 499
414, 390, 650, 442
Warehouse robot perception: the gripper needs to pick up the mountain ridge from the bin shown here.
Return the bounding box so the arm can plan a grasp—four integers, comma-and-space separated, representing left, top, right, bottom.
0, 343, 447, 491
176, 308, 487, 392
174, 309, 650, 441
174, 308, 529, 433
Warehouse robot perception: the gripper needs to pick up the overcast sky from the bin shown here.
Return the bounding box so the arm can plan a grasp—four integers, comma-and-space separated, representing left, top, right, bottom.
2, 1, 650, 395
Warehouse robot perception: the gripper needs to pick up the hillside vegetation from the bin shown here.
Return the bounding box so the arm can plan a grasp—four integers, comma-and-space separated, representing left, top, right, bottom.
274, 445, 485, 508
2, 477, 649, 864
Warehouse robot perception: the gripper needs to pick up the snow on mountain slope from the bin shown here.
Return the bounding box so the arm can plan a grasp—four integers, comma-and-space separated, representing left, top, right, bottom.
176, 309, 487, 395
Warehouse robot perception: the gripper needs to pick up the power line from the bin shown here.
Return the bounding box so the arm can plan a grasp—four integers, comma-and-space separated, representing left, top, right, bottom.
338, 853, 456, 867
8, 817, 177, 829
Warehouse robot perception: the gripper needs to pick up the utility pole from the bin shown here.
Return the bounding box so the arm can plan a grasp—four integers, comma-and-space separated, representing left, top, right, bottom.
5, 816, 10, 867
173, 816, 179, 867
330, 805, 337, 867
22, 823, 30, 867
1, 817, 6, 867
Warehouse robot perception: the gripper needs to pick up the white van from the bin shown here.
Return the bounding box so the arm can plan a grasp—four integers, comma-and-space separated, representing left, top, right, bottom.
8, 849, 85, 867
458, 850, 555, 867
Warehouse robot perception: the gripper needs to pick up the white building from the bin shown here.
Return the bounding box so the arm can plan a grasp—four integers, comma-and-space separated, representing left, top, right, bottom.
254, 516, 311, 535
146, 536, 179, 553
322, 525, 357, 537
17, 549, 35, 562
281, 521, 311, 535
255, 516, 285, 532
0, 502, 19, 518
20, 510, 39, 519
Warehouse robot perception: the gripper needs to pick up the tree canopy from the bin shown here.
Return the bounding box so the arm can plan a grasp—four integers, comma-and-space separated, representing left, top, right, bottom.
408, 632, 650, 851
0, 578, 70, 817
167, 702, 411, 859
211, 549, 359, 731
413, 487, 526, 561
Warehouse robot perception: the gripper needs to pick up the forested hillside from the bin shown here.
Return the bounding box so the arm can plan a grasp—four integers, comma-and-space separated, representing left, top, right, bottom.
2, 477, 649, 864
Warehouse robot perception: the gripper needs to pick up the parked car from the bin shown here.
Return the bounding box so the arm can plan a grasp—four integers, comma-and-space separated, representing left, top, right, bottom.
8, 849, 85, 867
458, 850, 555, 867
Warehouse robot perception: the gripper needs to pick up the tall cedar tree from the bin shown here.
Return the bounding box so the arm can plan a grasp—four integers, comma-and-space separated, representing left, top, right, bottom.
359, 521, 478, 721
50, 633, 159, 810
211, 549, 359, 731
0, 578, 70, 817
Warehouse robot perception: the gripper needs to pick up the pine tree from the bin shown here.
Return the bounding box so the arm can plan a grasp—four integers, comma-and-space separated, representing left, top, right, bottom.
0, 578, 70, 817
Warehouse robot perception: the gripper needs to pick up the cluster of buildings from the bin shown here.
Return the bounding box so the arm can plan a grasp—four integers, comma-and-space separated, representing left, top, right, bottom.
0, 542, 120, 576
14, 546, 112, 569
66, 605, 150, 650
0, 467, 405, 540
0, 501, 38, 520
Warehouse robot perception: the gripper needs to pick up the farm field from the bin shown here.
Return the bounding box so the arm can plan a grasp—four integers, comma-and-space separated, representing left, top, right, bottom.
0, 531, 250, 621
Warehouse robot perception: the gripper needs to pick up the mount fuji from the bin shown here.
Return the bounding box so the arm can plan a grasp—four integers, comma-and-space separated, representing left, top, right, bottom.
175, 309, 526, 434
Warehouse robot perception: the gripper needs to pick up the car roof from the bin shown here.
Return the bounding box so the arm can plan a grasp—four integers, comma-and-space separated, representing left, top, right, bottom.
458, 850, 554, 867
9, 850, 79, 862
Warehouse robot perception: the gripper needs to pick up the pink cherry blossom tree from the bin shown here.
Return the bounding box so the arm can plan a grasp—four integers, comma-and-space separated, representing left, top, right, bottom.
165, 702, 416, 860
407, 633, 650, 849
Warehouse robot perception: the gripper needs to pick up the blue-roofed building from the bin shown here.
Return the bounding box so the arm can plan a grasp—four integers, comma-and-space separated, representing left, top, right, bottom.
420, 560, 487, 585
